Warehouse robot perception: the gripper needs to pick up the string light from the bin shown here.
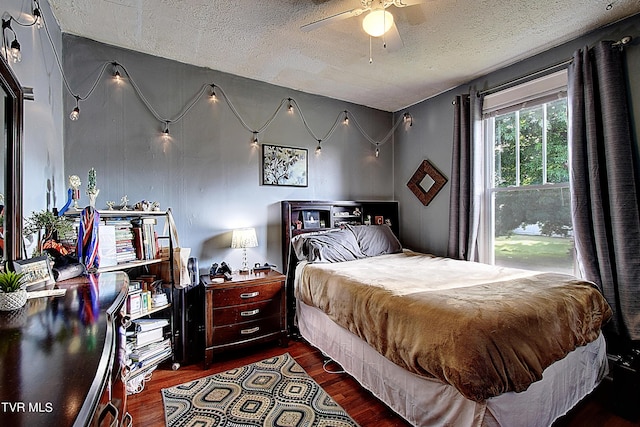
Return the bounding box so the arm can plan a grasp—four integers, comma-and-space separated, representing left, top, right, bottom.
162, 122, 170, 138
209, 84, 217, 102
5, 3, 412, 152
375, 143, 380, 158
69, 96, 80, 121
9, 38, 21, 63
33, 7, 43, 29
112, 62, 122, 82
2, 18, 21, 63
315, 140, 322, 155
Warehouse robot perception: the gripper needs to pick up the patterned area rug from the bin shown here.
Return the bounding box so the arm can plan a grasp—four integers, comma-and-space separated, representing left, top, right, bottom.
162, 353, 359, 426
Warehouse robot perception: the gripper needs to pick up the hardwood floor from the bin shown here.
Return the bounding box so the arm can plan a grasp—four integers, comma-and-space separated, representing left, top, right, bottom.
127, 338, 639, 427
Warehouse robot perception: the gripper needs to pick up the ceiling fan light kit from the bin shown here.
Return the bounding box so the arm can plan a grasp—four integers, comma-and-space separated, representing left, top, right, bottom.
363, 9, 394, 37
301, 0, 426, 61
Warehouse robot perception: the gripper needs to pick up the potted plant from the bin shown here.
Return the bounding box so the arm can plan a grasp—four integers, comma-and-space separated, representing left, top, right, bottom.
0, 270, 27, 311
24, 210, 74, 256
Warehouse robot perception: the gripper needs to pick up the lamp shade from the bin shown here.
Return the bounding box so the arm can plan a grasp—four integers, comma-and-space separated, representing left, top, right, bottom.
362, 9, 394, 37
231, 227, 258, 249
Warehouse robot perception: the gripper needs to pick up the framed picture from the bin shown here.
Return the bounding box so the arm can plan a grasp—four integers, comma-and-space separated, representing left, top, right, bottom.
13, 256, 55, 288
302, 210, 321, 229
407, 159, 448, 206
262, 144, 308, 187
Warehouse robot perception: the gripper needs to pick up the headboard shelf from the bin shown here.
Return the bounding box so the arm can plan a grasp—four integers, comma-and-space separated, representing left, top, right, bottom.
281, 200, 399, 275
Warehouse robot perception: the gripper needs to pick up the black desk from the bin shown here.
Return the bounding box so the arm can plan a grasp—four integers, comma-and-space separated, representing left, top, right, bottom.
0, 272, 128, 427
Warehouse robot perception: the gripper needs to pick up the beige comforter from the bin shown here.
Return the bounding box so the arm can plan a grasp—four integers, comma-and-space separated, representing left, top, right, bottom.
295, 251, 612, 402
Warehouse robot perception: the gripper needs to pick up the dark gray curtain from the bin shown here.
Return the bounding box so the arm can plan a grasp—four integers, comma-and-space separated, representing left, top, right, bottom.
447, 92, 483, 261
568, 41, 640, 343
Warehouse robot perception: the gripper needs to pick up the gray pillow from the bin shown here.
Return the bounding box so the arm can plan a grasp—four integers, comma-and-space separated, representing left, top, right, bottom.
348, 224, 402, 257
291, 229, 366, 263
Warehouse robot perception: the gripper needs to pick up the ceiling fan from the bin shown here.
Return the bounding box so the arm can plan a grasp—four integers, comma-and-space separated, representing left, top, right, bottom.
301, 0, 427, 54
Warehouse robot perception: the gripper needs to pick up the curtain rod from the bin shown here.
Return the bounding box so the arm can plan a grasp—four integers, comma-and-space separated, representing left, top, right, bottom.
478, 35, 633, 97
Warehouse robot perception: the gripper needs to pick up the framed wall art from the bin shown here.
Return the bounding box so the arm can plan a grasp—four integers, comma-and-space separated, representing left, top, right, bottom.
262, 144, 308, 187
13, 256, 55, 288
407, 159, 448, 206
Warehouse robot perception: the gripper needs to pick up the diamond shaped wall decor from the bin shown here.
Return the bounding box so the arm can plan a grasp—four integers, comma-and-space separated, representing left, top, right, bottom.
407, 159, 448, 206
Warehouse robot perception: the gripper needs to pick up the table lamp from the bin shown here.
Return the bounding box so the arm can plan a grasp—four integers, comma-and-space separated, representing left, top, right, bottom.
231, 227, 258, 273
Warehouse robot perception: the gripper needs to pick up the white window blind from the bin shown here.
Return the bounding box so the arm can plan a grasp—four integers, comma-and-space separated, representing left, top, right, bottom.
482, 70, 568, 118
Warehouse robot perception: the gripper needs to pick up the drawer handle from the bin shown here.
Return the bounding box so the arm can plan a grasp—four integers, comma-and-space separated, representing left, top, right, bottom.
241, 309, 260, 317
241, 326, 260, 335
240, 291, 260, 299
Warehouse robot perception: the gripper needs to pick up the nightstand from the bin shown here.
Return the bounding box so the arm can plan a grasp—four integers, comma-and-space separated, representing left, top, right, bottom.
201, 270, 288, 368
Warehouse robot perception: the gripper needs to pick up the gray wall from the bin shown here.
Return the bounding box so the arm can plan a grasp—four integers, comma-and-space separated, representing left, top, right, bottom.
394, 14, 640, 257
4, 0, 65, 256
62, 36, 396, 271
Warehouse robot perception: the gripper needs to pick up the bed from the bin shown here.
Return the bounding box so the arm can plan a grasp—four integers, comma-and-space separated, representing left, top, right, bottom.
285, 220, 612, 427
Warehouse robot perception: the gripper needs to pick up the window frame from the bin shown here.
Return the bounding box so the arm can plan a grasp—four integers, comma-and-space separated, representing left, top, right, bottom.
478, 70, 573, 271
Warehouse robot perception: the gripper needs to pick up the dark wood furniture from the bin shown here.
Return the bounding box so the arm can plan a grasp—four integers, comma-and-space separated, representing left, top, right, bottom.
202, 270, 287, 368
0, 272, 129, 427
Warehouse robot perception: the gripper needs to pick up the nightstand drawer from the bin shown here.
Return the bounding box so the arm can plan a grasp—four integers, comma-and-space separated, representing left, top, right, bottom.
212, 316, 281, 345
211, 281, 282, 308
212, 299, 280, 326
202, 271, 287, 368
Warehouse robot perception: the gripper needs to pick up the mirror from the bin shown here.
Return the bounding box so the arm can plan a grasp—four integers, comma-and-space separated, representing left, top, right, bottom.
0, 54, 23, 264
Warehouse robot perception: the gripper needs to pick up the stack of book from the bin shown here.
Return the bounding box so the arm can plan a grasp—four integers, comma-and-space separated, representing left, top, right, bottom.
131, 217, 159, 260
126, 318, 172, 375
104, 219, 137, 264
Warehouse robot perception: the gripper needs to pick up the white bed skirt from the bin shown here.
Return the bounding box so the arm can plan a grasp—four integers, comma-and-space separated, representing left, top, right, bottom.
297, 300, 608, 427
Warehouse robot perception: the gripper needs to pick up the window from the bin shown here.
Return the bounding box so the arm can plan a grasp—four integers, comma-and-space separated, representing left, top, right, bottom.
481, 71, 575, 275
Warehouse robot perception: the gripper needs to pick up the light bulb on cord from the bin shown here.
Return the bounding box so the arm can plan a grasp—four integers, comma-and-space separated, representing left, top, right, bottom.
343, 111, 349, 125
288, 98, 294, 113
33, 8, 43, 29
69, 106, 80, 121
162, 122, 170, 138
404, 113, 413, 126
210, 84, 217, 102
252, 132, 259, 147
69, 96, 80, 121
316, 140, 322, 155
9, 38, 21, 63
375, 144, 380, 158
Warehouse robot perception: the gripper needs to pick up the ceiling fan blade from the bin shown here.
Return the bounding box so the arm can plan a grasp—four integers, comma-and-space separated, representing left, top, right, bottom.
393, 0, 428, 6
301, 7, 367, 32
383, 22, 404, 51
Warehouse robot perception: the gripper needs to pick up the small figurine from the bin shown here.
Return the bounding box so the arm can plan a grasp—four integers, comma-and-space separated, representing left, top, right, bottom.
120, 195, 129, 211
69, 175, 81, 210
106, 201, 115, 210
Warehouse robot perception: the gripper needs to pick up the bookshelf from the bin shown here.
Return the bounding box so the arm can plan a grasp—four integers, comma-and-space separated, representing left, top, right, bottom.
64, 208, 180, 392
64, 209, 169, 273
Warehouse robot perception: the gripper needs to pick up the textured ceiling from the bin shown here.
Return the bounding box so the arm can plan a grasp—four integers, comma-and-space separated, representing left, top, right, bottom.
48, 0, 640, 112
